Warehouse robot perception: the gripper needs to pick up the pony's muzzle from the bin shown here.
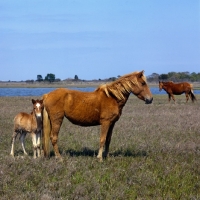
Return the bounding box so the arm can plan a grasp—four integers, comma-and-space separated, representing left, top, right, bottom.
145, 97, 153, 104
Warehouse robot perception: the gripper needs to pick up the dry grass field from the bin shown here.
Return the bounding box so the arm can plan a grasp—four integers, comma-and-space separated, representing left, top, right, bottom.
0, 94, 200, 199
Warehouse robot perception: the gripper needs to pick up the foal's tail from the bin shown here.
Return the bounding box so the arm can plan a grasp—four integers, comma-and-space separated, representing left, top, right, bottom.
43, 106, 51, 157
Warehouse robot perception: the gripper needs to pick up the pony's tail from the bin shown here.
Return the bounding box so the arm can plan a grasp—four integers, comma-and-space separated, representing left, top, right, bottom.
43, 106, 51, 157
190, 89, 197, 102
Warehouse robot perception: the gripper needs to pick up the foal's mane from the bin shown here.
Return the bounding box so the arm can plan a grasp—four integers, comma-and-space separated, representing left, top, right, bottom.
96, 71, 147, 100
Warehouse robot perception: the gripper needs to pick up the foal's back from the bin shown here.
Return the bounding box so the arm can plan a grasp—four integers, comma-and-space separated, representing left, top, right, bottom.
14, 112, 35, 132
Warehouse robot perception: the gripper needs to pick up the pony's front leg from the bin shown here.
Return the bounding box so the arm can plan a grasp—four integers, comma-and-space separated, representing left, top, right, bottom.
170, 94, 176, 103
168, 94, 171, 102
10, 131, 18, 157
97, 122, 110, 162
31, 132, 37, 159
104, 122, 116, 159
19, 131, 28, 156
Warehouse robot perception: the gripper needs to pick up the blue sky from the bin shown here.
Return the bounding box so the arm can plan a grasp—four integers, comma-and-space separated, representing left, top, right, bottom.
0, 0, 200, 81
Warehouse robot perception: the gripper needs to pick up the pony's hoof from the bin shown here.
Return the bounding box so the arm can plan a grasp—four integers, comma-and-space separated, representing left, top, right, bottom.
97, 156, 103, 162
56, 156, 63, 163
58, 159, 63, 163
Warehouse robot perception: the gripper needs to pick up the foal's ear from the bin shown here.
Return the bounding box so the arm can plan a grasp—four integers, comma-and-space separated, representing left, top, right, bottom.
40, 99, 43, 104
32, 99, 36, 104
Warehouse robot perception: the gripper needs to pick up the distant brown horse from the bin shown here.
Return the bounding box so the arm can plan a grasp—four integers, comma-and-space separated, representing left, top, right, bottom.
42, 71, 153, 161
10, 99, 44, 158
159, 81, 196, 103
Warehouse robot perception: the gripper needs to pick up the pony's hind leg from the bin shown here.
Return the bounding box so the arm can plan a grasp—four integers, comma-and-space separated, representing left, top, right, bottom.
50, 130, 61, 159
19, 131, 28, 156
185, 93, 189, 102
10, 131, 18, 156
50, 117, 64, 160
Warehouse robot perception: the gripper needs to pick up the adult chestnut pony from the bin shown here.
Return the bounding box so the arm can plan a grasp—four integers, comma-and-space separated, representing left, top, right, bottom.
42, 71, 153, 161
159, 81, 196, 103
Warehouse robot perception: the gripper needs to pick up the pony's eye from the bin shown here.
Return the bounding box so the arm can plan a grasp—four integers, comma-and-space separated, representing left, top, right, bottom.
142, 82, 146, 86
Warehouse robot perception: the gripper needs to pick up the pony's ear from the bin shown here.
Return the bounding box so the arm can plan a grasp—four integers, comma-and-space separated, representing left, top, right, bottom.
32, 99, 36, 104
138, 70, 144, 78
40, 99, 43, 104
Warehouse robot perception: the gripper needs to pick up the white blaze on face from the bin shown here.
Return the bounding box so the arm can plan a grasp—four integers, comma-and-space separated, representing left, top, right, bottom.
35, 103, 42, 117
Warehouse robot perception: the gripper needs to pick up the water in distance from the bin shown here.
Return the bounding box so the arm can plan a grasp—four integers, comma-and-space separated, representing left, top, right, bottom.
0, 87, 200, 97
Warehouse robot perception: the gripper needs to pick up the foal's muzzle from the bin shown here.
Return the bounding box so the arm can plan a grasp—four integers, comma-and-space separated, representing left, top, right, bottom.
145, 97, 153, 104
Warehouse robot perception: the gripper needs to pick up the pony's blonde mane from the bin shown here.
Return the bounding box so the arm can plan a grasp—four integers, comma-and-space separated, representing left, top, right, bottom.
97, 71, 146, 100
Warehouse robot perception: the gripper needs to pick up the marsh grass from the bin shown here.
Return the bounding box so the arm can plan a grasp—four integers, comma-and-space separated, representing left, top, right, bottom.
0, 95, 200, 199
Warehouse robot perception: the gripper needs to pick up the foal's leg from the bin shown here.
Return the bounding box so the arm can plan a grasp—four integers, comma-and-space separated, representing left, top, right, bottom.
97, 121, 110, 162
31, 132, 37, 159
36, 131, 41, 157
10, 131, 18, 156
19, 131, 28, 156
104, 122, 116, 159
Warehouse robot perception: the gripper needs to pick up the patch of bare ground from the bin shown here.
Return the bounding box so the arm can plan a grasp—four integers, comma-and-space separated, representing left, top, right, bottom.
0, 94, 199, 199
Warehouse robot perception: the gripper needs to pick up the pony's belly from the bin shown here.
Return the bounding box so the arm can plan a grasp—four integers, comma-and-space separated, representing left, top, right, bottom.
66, 115, 100, 127
173, 92, 183, 95
64, 106, 100, 126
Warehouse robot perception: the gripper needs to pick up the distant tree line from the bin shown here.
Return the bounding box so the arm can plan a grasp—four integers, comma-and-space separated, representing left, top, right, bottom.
33, 72, 200, 83
36, 74, 79, 83
147, 71, 200, 82
36, 73, 60, 83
